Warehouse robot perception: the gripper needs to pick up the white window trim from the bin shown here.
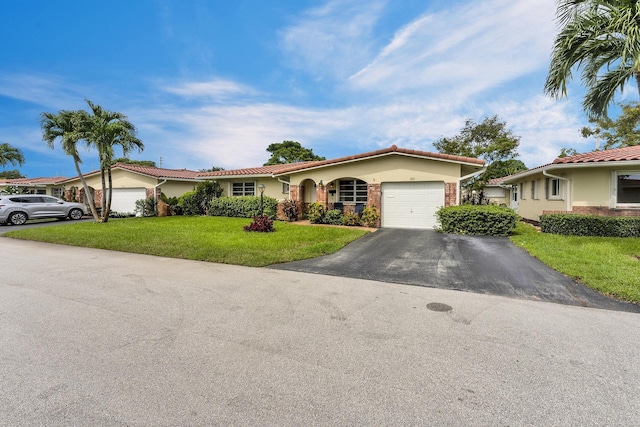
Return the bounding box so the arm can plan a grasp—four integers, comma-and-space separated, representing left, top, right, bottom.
530, 180, 538, 200
612, 170, 640, 208
548, 178, 563, 200
338, 179, 368, 204
231, 181, 256, 197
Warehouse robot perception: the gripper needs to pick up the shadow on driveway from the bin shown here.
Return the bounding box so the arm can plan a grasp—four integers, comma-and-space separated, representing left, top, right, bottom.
270, 228, 640, 313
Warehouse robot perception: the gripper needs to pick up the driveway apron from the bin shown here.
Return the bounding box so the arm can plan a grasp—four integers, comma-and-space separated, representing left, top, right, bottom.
271, 228, 640, 313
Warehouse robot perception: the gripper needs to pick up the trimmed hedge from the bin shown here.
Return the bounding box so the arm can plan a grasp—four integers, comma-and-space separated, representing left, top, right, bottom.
436, 205, 519, 236
210, 196, 278, 219
540, 214, 640, 237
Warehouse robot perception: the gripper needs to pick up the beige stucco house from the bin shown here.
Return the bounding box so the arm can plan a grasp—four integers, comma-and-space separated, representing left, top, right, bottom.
490, 145, 640, 222
202, 145, 485, 229
0, 177, 67, 197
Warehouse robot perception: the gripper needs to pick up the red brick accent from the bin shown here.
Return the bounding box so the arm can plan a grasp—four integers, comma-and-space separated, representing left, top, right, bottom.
444, 182, 457, 207
367, 183, 381, 211
543, 207, 640, 217
316, 185, 328, 207
289, 185, 305, 220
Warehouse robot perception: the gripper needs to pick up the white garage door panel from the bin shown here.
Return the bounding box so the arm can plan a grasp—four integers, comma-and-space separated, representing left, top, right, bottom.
382, 182, 445, 229
111, 188, 146, 214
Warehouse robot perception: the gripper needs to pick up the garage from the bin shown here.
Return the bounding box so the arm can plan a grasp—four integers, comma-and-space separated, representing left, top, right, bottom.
110, 188, 147, 214
381, 182, 445, 229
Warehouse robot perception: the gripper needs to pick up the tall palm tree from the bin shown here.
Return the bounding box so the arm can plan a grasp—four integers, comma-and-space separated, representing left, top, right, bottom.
544, 0, 640, 118
0, 142, 25, 168
83, 100, 143, 222
41, 110, 100, 221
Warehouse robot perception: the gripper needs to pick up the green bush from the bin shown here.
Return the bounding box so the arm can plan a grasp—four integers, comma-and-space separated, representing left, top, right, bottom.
323, 209, 344, 225
134, 197, 157, 217
177, 181, 224, 216
210, 196, 278, 219
436, 205, 519, 236
342, 212, 361, 226
540, 214, 640, 237
360, 205, 380, 227
178, 191, 201, 216
307, 202, 325, 223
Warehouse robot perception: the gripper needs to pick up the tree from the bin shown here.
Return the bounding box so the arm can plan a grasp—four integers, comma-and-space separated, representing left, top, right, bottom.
434, 116, 520, 163
0, 142, 25, 169
113, 157, 156, 167
41, 109, 101, 221
82, 100, 144, 222
199, 166, 225, 172
0, 170, 25, 179
264, 141, 325, 165
544, 0, 640, 119
581, 102, 640, 149
482, 159, 527, 181
558, 147, 579, 158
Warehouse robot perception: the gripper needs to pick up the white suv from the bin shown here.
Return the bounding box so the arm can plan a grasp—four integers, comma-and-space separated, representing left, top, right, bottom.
0, 194, 88, 225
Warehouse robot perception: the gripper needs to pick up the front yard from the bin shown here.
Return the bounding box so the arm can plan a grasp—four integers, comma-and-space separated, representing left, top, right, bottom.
510, 222, 640, 304
3, 216, 369, 267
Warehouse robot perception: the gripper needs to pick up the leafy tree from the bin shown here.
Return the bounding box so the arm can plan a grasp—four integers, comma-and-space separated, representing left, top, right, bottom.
113, 157, 156, 167
81, 100, 144, 222
434, 116, 520, 163
581, 102, 640, 149
199, 166, 225, 172
264, 141, 325, 165
0, 169, 25, 179
41, 109, 100, 221
0, 142, 25, 169
544, 0, 640, 118
558, 147, 579, 158
179, 180, 224, 215
482, 159, 527, 181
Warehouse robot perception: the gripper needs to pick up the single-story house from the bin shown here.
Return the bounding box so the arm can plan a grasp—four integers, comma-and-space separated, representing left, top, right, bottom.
59, 163, 202, 214
489, 145, 640, 222
3, 145, 486, 228
0, 177, 67, 197
201, 145, 485, 229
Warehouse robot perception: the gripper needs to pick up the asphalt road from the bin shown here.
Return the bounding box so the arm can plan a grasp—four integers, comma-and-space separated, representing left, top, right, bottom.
272, 228, 640, 313
1, 238, 640, 426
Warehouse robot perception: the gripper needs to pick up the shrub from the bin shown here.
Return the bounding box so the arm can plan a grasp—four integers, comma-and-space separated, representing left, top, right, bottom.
134, 197, 157, 217
177, 180, 224, 216
210, 196, 278, 219
178, 191, 202, 216
323, 209, 344, 225
243, 215, 275, 232
540, 214, 640, 237
342, 211, 361, 226
281, 199, 299, 222
307, 202, 325, 223
160, 194, 182, 216
360, 205, 380, 227
436, 205, 519, 236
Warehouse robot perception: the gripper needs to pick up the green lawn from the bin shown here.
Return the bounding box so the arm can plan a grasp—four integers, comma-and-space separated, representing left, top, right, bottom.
3, 216, 369, 267
510, 222, 640, 303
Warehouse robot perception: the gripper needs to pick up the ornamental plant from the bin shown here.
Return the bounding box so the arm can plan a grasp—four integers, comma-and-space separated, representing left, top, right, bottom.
243, 215, 275, 232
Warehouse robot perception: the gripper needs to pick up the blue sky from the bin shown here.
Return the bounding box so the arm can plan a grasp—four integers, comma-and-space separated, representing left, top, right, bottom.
1, 0, 632, 178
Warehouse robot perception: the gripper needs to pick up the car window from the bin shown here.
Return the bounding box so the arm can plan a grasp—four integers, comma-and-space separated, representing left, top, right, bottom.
24, 197, 44, 203
42, 196, 60, 203
8, 197, 26, 203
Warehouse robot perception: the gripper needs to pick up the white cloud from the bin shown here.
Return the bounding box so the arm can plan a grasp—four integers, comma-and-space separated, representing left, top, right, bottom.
0, 73, 88, 109
162, 79, 259, 100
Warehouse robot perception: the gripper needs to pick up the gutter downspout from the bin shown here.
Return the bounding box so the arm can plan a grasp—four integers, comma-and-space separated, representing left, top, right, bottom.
276, 176, 290, 197
456, 167, 487, 205
543, 170, 571, 212
154, 179, 168, 201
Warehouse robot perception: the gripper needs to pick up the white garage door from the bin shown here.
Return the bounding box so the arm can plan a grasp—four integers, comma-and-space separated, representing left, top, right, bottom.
111, 188, 146, 214
382, 182, 445, 229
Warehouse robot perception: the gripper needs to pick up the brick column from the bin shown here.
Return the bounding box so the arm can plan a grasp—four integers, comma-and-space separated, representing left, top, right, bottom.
445, 182, 457, 207
289, 184, 304, 220
367, 183, 381, 209
316, 184, 328, 207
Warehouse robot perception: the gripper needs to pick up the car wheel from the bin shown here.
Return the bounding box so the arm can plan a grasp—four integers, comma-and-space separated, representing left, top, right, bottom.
68, 208, 84, 220
8, 212, 28, 226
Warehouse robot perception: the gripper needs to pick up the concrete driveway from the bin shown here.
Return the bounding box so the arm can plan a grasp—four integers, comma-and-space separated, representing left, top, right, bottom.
271, 229, 640, 313
1, 238, 640, 426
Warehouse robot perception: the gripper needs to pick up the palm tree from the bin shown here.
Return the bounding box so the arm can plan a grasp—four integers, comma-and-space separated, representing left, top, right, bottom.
0, 142, 25, 168
83, 100, 143, 222
41, 110, 100, 221
544, 0, 640, 118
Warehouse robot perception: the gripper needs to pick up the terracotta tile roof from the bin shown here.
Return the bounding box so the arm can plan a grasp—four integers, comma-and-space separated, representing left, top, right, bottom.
553, 145, 640, 164
111, 163, 200, 179
0, 177, 67, 185
199, 145, 485, 178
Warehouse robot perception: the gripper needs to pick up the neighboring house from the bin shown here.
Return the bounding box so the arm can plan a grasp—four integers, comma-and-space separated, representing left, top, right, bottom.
494, 145, 640, 222
0, 177, 67, 197
202, 145, 485, 229
60, 163, 202, 214
483, 177, 512, 206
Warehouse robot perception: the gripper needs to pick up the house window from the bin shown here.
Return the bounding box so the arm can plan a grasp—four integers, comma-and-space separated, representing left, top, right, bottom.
519, 183, 525, 200
51, 187, 64, 198
232, 182, 255, 196
617, 173, 640, 205
282, 182, 290, 195
339, 179, 367, 203
530, 180, 537, 199
546, 178, 563, 199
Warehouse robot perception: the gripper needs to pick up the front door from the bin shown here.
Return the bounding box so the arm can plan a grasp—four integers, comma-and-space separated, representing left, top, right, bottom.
510, 185, 519, 210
